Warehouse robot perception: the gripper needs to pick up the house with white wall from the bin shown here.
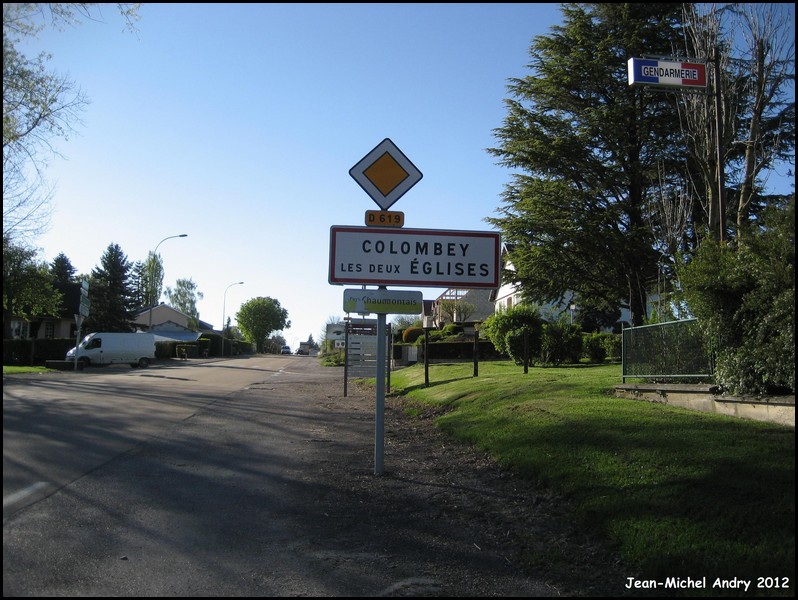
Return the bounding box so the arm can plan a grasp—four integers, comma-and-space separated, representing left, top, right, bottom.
132, 304, 215, 341
489, 243, 638, 331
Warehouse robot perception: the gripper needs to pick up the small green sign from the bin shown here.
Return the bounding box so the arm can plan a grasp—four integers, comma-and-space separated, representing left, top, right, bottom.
344, 289, 422, 315
79, 280, 90, 316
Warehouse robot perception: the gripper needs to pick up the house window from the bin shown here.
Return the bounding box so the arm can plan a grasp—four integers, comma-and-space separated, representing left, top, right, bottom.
11, 321, 29, 339
506, 296, 513, 310
44, 322, 55, 339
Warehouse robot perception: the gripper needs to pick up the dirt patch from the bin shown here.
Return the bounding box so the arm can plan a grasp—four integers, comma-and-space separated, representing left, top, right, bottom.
315, 381, 636, 597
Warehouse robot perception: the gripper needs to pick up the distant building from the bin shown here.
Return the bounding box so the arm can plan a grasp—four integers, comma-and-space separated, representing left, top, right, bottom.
430, 288, 495, 327
489, 243, 659, 331
7, 281, 82, 340
132, 304, 215, 342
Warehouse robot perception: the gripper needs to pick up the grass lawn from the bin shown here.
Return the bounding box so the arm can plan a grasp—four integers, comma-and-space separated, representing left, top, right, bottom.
386, 361, 795, 596
2, 366, 51, 375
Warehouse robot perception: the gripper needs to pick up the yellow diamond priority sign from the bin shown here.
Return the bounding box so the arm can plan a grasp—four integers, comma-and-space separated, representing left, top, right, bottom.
350, 138, 422, 210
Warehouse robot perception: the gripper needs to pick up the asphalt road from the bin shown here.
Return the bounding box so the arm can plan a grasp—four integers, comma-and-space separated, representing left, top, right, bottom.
4, 355, 374, 596
4, 355, 302, 516
4, 355, 574, 597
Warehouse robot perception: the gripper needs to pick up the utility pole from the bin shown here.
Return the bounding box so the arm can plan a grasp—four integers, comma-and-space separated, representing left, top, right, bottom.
712, 45, 725, 243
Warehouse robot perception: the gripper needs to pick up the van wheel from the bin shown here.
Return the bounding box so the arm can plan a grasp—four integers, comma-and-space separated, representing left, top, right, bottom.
137, 357, 150, 368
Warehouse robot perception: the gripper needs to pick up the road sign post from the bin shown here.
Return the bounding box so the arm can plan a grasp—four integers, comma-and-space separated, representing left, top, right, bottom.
73, 314, 84, 372
347, 139, 427, 475
374, 311, 387, 474
342, 139, 502, 475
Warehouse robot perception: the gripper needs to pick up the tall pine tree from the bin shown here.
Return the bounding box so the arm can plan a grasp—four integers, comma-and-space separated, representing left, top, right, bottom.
486, 3, 687, 326
129, 260, 149, 310
50, 253, 77, 285
84, 243, 135, 332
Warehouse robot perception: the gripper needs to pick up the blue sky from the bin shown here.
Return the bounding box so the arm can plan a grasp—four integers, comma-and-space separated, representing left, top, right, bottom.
24, 3, 567, 348
21, 3, 794, 348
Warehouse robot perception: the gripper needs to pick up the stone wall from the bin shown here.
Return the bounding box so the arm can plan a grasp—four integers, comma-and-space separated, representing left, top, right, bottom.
614, 383, 794, 428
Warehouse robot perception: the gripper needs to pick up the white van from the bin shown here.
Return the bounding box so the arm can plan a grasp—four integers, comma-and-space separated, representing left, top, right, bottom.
66, 332, 156, 368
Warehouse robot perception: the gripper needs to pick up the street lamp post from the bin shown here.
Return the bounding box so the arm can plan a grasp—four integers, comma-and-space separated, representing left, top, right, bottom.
147, 234, 188, 331
221, 281, 244, 357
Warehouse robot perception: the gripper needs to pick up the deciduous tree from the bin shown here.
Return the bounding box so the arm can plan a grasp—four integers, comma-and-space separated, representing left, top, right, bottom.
164, 278, 204, 330
678, 3, 795, 243
143, 252, 165, 309
2, 3, 140, 243
2, 237, 62, 338
236, 297, 290, 353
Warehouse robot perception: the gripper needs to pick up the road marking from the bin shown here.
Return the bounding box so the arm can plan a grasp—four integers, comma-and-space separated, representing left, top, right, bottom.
3, 481, 50, 509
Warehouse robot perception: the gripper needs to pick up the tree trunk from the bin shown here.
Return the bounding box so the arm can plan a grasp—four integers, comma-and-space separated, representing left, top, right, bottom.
627, 274, 648, 327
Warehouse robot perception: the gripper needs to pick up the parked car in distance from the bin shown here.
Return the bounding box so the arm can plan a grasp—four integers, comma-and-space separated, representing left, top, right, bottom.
280, 345, 291, 354
295, 348, 306, 355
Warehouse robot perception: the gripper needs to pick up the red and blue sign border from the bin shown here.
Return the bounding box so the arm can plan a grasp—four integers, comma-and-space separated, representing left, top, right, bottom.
627, 57, 707, 89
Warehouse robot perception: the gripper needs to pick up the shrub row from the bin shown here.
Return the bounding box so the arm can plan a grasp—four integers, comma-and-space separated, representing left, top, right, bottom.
3, 338, 75, 366
392, 326, 620, 364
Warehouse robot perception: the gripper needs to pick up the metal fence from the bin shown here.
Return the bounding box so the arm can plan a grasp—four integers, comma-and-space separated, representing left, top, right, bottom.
622, 318, 713, 383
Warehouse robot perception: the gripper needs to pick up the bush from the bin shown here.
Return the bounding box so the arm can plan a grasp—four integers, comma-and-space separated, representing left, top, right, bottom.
581, 332, 619, 363
155, 341, 174, 359
602, 333, 622, 360
540, 319, 582, 365
504, 327, 541, 365
426, 329, 446, 343
482, 304, 543, 364
582, 333, 607, 362
320, 350, 345, 366
3, 338, 80, 366
402, 326, 425, 343
200, 333, 222, 356
678, 199, 795, 394
425, 341, 484, 360
441, 323, 464, 337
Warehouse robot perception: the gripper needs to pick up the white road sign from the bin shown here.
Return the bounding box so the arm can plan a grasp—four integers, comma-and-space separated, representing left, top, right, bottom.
329, 226, 500, 288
